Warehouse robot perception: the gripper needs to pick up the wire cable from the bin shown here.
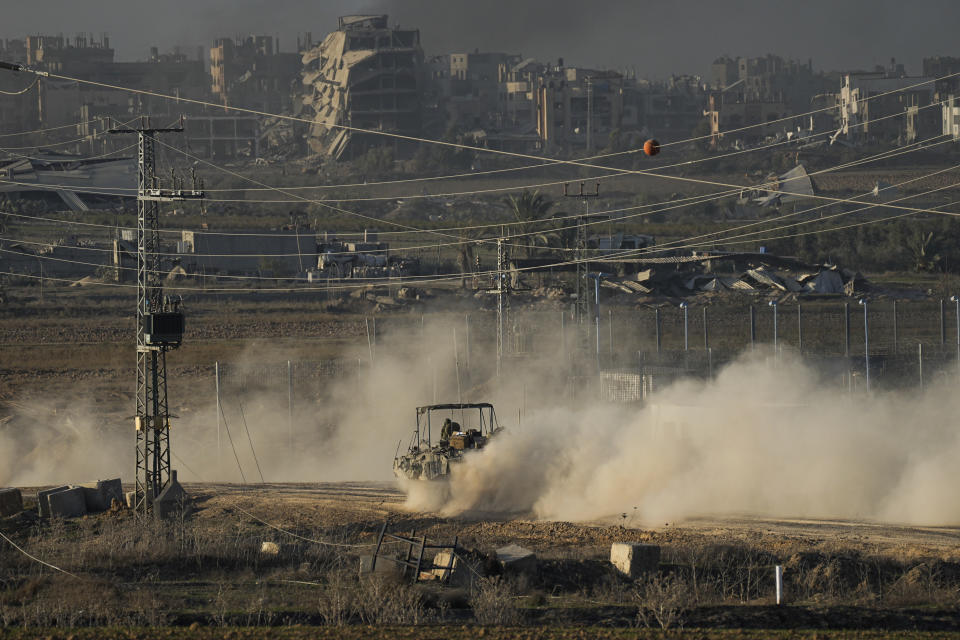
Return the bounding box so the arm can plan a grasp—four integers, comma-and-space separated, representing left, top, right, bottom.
237, 400, 266, 484
0, 77, 37, 95
0, 529, 83, 580
5, 65, 955, 191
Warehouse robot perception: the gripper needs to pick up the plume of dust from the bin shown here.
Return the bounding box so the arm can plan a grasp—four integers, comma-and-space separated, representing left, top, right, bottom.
168, 318, 467, 483
416, 349, 960, 527
0, 317, 464, 487
0, 395, 129, 486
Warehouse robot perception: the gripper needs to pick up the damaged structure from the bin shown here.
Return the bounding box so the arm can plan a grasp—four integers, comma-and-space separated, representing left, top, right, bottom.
0, 151, 135, 211
300, 15, 424, 159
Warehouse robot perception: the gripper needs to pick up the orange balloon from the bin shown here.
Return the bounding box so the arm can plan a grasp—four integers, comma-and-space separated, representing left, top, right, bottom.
643, 139, 660, 156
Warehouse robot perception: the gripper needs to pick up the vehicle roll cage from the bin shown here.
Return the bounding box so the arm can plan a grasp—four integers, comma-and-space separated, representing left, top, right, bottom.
411, 403, 498, 449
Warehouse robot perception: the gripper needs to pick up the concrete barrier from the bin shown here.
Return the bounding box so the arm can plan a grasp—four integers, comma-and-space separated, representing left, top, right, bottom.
610, 542, 660, 578
79, 478, 124, 512
430, 551, 459, 581
496, 544, 537, 574
97, 478, 123, 507
37, 485, 70, 518
47, 487, 87, 518
0, 488, 22, 517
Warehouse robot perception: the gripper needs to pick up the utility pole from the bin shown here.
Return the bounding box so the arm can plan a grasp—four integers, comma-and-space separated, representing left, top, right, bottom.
585, 76, 593, 153
109, 117, 203, 517
496, 236, 511, 377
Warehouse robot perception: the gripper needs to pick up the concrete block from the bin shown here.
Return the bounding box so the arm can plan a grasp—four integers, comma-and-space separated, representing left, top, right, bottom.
496, 544, 537, 574
47, 487, 87, 518
610, 542, 661, 578
79, 478, 124, 512
125, 491, 137, 509
79, 484, 107, 511
37, 485, 70, 518
430, 551, 459, 581
97, 478, 124, 507
0, 488, 23, 517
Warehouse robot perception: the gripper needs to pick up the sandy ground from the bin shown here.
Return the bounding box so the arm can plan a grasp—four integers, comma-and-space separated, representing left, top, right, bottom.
170, 481, 960, 562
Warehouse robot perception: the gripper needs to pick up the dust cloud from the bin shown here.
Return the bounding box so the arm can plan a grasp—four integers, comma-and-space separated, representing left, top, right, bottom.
4, 320, 960, 528
435, 349, 960, 527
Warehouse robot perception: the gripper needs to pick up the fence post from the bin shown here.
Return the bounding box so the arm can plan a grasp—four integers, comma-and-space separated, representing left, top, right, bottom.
797, 303, 802, 352
942, 298, 947, 348
465, 313, 471, 374
287, 360, 293, 459
893, 300, 898, 354
681, 302, 689, 351
608, 309, 614, 357
215, 361, 221, 477
775, 565, 784, 605
844, 302, 850, 357
919, 343, 924, 390
655, 307, 662, 355
860, 299, 870, 392
703, 307, 709, 349
560, 310, 566, 362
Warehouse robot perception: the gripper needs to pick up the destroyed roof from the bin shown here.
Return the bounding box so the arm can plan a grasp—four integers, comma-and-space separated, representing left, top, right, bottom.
339, 15, 389, 29
0, 154, 135, 211
753, 164, 815, 206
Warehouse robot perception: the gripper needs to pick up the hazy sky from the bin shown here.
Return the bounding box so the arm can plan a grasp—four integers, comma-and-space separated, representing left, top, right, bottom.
3, 0, 960, 78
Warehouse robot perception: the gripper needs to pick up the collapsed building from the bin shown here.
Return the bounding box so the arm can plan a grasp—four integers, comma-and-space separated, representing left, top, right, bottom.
511, 251, 868, 299
300, 15, 424, 160
0, 151, 135, 211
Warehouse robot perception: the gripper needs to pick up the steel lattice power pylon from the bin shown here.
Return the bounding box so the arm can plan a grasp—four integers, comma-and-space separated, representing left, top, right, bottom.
109, 117, 203, 517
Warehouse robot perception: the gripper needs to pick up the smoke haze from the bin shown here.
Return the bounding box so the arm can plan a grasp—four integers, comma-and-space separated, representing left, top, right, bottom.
3, 0, 960, 78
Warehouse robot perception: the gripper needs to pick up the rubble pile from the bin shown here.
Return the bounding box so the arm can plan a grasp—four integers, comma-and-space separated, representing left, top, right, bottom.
600, 259, 869, 299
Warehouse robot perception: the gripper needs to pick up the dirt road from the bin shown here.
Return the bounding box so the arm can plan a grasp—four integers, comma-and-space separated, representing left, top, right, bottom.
182, 481, 960, 561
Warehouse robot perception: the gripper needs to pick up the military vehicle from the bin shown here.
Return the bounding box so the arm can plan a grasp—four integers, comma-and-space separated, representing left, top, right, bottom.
393, 402, 502, 481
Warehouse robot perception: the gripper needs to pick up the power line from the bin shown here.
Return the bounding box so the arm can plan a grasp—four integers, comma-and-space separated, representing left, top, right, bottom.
0, 117, 102, 138
0, 105, 952, 245
5, 173, 960, 295
3, 135, 958, 285
190, 97, 954, 200
2, 63, 956, 191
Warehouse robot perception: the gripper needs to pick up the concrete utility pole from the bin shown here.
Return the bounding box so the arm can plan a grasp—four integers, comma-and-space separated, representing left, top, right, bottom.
109, 117, 203, 518
496, 237, 511, 377
585, 76, 593, 153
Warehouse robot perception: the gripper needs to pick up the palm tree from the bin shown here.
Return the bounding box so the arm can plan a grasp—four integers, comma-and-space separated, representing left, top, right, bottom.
504, 190, 554, 257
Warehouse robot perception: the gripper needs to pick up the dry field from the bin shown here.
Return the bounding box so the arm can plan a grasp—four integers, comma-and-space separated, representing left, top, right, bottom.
4, 285, 960, 637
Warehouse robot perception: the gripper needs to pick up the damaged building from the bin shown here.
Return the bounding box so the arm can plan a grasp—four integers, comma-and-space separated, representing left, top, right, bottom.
300, 15, 424, 160
0, 151, 135, 211
210, 35, 301, 114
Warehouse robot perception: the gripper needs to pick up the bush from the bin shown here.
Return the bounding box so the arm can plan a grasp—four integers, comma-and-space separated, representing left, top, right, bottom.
469, 576, 523, 625
634, 573, 689, 630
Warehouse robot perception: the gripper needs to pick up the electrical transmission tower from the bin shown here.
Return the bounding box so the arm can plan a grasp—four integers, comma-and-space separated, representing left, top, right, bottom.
562, 182, 602, 326
109, 117, 203, 517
